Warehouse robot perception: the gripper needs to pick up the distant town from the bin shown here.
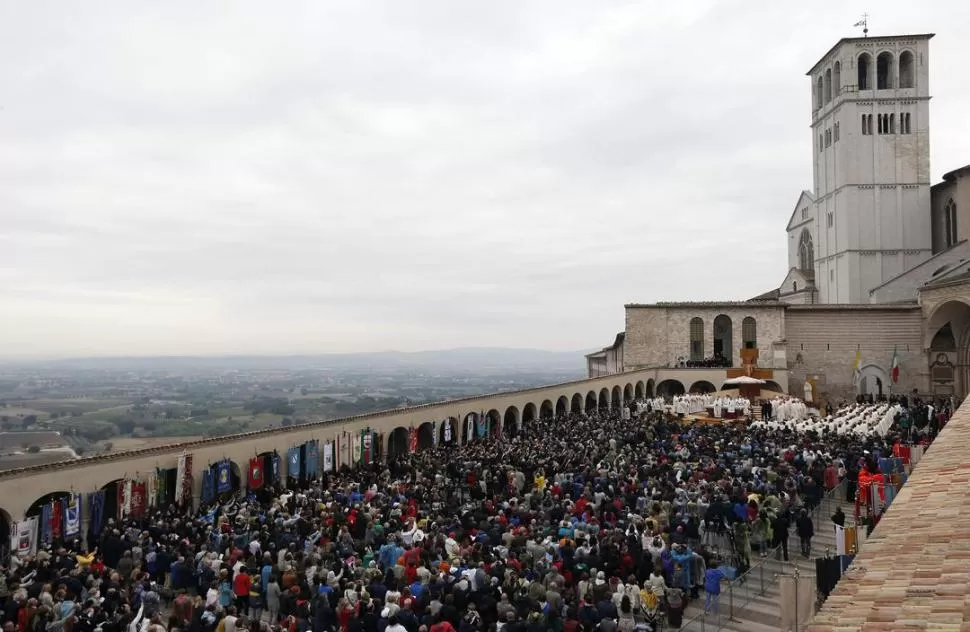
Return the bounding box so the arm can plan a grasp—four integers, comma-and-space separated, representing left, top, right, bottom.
0, 348, 586, 470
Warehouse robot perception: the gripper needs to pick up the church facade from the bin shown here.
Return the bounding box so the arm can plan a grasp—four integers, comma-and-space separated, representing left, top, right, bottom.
588, 32, 970, 403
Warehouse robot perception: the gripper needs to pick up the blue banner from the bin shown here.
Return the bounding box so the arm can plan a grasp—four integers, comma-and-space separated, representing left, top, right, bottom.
88, 490, 105, 537
202, 468, 215, 504
287, 446, 301, 480
305, 440, 319, 479
41, 502, 52, 545
216, 459, 232, 494
64, 493, 81, 538
476, 412, 487, 438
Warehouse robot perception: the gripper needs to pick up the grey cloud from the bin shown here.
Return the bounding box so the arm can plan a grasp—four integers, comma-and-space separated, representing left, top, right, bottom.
1, 0, 968, 357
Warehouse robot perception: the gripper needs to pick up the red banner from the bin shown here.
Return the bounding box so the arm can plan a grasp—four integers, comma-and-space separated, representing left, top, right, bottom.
408, 427, 418, 453
130, 481, 147, 518
50, 500, 63, 539
248, 456, 264, 489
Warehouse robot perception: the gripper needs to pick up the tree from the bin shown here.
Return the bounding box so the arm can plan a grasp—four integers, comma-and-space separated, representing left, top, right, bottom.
281, 417, 294, 427
26, 445, 40, 453
116, 419, 136, 434
22, 414, 37, 430
50, 412, 60, 419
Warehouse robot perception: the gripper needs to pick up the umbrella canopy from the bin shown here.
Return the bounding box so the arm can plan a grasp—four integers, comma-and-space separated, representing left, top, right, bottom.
722, 376, 766, 386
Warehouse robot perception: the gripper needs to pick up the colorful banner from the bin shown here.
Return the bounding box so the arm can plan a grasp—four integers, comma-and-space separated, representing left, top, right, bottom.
323, 441, 333, 472
305, 440, 319, 478
360, 428, 374, 465
216, 460, 232, 494
287, 446, 301, 481
50, 497, 63, 540
271, 452, 281, 484
432, 421, 438, 446
476, 411, 487, 438
155, 468, 168, 506
248, 456, 264, 489
12, 517, 37, 558
444, 418, 452, 443
178, 453, 194, 506
40, 502, 52, 545
352, 433, 362, 465
64, 493, 81, 538
202, 468, 215, 504
408, 426, 418, 453
130, 481, 147, 518
88, 490, 105, 537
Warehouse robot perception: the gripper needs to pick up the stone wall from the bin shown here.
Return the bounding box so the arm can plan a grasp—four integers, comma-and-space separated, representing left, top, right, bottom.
785, 305, 927, 403
625, 304, 786, 369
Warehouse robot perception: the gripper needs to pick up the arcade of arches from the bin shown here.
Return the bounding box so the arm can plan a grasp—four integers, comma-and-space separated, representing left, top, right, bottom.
925, 298, 970, 399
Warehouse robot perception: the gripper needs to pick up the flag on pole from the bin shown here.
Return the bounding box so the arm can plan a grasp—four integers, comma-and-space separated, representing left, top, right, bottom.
853, 19, 866, 26
852, 349, 862, 385
891, 346, 900, 383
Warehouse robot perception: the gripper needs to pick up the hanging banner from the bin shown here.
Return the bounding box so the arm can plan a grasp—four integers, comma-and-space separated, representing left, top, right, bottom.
64, 493, 81, 538
466, 415, 474, 441
305, 440, 319, 478
155, 468, 168, 506
50, 497, 63, 541
444, 418, 452, 443
216, 460, 232, 494
40, 502, 53, 545
408, 426, 418, 453
88, 490, 105, 537
130, 481, 147, 518
177, 452, 194, 506
202, 468, 215, 504
12, 517, 38, 557
122, 480, 133, 518
323, 441, 334, 472
271, 452, 281, 484
476, 412, 487, 438
360, 428, 374, 465
248, 456, 264, 489
352, 433, 362, 465
287, 446, 301, 481
432, 421, 438, 446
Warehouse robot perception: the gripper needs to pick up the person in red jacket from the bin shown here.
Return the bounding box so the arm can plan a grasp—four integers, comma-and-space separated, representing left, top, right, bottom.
232, 567, 251, 615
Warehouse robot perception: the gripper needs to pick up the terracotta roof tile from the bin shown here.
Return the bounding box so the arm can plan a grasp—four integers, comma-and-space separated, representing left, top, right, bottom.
806, 400, 970, 631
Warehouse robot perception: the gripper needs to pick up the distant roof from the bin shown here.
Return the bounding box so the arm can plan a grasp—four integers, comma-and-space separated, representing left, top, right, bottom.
626, 301, 784, 309
806, 33, 934, 75
922, 269, 970, 290
748, 288, 781, 302
584, 332, 625, 357
941, 164, 970, 182
785, 303, 919, 311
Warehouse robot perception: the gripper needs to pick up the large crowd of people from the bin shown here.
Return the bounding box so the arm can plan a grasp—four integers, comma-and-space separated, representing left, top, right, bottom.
0, 391, 951, 632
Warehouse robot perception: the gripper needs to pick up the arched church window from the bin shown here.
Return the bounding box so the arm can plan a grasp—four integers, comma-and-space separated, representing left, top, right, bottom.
689, 317, 704, 362
945, 198, 958, 248
742, 317, 757, 349
898, 51, 914, 89
876, 52, 894, 89
816, 76, 823, 109
799, 229, 814, 271
833, 61, 841, 95
858, 53, 872, 90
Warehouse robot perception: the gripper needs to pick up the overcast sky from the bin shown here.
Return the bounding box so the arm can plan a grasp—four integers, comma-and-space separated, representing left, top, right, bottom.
1, 1, 968, 359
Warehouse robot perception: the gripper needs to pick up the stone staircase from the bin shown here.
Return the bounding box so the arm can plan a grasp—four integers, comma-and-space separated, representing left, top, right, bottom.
676, 495, 847, 632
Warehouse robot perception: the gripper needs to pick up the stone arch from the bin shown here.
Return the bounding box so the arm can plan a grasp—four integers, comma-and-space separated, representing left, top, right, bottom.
799, 229, 814, 271
713, 315, 733, 365
25, 491, 72, 518
207, 460, 242, 497
417, 422, 435, 450
656, 379, 686, 398
763, 380, 784, 394
646, 379, 655, 397
623, 383, 633, 403
688, 380, 716, 394
556, 396, 568, 417
611, 385, 622, 408
99, 479, 124, 522
486, 409, 502, 437
833, 60, 841, 95
742, 316, 757, 349
571, 393, 584, 414
540, 400, 554, 419
925, 299, 970, 350
824, 67, 832, 102
439, 417, 458, 445
598, 388, 609, 409
586, 391, 597, 411
858, 364, 890, 397
503, 406, 520, 439
388, 426, 410, 456
462, 413, 480, 442
635, 381, 645, 399
522, 403, 537, 425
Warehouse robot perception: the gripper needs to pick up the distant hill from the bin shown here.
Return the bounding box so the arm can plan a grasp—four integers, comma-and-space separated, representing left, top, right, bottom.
16, 347, 593, 374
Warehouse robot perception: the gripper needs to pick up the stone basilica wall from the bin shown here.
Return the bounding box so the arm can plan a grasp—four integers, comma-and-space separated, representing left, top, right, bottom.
785, 304, 927, 403
624, 303, 786, 369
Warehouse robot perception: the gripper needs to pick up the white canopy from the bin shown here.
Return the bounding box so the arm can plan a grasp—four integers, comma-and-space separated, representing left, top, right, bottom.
722, 376, 766, 385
